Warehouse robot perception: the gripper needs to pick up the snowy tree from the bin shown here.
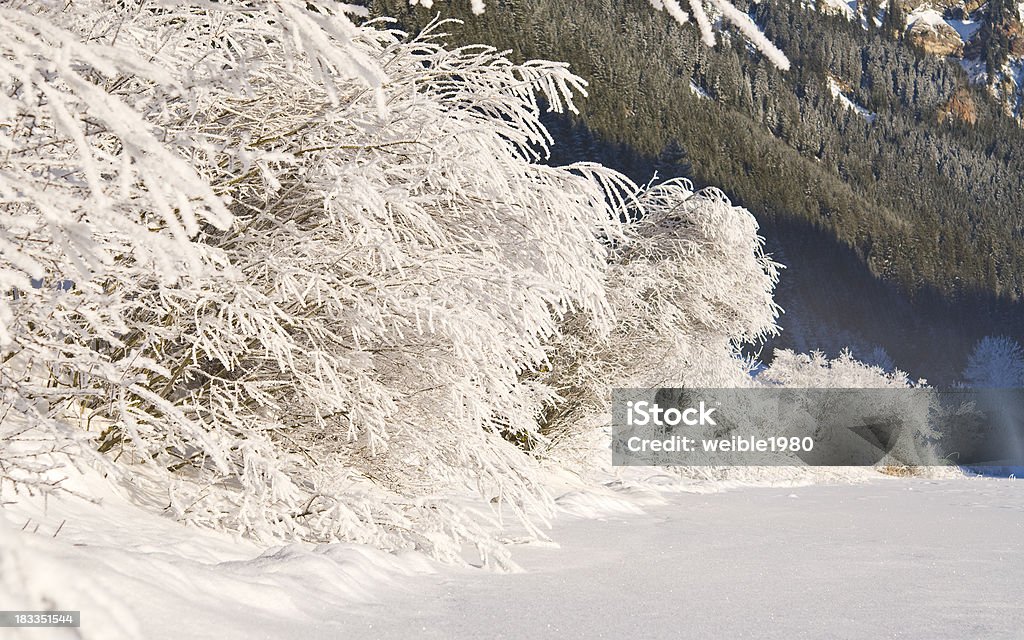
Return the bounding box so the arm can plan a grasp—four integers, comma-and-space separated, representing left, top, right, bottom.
760, 349, 939, 467
760, 349, 916, 388
962, 336, 1024, 388
1, 0, 631, 566
860, 346, 896, 373
534, 180, 781, 462
407, 0, 791, 69
0, 0, 794, 567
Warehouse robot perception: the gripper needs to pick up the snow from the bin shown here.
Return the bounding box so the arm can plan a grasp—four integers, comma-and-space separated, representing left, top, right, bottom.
827, 76, 878, 123
689, 80, 712, 100
906, 8, 946, 29
4, 471, 1022, 639
370, 478, 1023, 640
823, 0, 857, 19
905, 7, 981, 45
961, 56, 988, 85
945, 17, 982, 43
901, 6, 984, 47
0, 468, 437, 639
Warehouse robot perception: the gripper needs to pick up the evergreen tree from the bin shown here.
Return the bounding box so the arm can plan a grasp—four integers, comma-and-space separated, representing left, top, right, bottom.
881, 1, 906, 40
655, 139, 693, 179
982, 0, 1018, 79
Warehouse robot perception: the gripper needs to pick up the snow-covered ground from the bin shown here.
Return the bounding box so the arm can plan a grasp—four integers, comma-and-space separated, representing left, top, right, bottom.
690, 80, 712, 100
827, 76, 877, 123
3, 473, 1022, 639
943, 16, 982, 43
342, 476, 1024, 639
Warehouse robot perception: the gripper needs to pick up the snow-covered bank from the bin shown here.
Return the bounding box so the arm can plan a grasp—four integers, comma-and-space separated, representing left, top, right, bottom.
347, 476, 1024, 639
3, 473, 1020, 639
0, 469, 437, 640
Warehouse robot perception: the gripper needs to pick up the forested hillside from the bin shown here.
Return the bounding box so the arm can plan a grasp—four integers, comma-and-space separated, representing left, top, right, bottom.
369, 0, 1024, 381
370, 0, 1024, 299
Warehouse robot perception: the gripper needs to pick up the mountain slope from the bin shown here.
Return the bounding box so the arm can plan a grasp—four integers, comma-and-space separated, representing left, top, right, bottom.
368, 0, 1024, 381
370, 0, 1024, 300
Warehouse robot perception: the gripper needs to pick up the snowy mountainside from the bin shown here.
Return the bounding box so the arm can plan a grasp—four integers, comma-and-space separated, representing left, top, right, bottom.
812, 0, 1024, 120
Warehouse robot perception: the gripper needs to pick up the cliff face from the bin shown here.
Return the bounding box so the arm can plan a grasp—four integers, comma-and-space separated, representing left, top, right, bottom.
871, 0, 1024, 121
937, 86, 980, 123
907, 14, 965, 56
1006, 15, 1024, 48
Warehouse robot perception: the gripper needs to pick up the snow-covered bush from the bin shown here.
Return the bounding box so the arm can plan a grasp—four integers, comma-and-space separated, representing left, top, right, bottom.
760, 349, 940, 467
1, 1, 639, 566
534, 181, 781, 458
0, 0, 800, 567
760, 349, 916, 388
0, 0, 783, 567
962, 336, 1024, 388
0, 2, 241, 501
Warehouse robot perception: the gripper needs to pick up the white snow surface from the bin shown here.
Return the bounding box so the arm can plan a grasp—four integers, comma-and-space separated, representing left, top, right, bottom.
3, 468, 1023, 639
689, 80, 712, 100
944, 16, 982, 43
906, 7, 946, 28
827, 76, 878, 123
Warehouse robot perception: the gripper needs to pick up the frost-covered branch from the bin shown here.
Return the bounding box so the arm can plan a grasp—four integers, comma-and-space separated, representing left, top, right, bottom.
2, 1, 787, 567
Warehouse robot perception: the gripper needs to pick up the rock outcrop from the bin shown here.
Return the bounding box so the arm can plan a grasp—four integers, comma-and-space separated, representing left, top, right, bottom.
936, 87, 979, 124
907, 17, 965, 56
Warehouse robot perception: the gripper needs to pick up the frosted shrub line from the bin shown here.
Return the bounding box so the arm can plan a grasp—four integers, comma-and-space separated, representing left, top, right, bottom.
1, 1, 900, 569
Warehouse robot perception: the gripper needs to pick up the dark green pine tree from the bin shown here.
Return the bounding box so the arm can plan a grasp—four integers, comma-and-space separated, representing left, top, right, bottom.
881, 0, 906, 40
655, 139, 692, 180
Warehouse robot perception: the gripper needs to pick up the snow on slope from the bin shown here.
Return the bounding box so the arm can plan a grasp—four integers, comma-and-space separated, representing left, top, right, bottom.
827, 76, 878, 122
329, 477, 1024, 640
944, 15, 983, 42
0, 468, 438, 640
906, 7, 947, 29
906, 6, 980, 42
415, 477, 1024, 638
689, 80, 712, 99
4, 465, 1021, 639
